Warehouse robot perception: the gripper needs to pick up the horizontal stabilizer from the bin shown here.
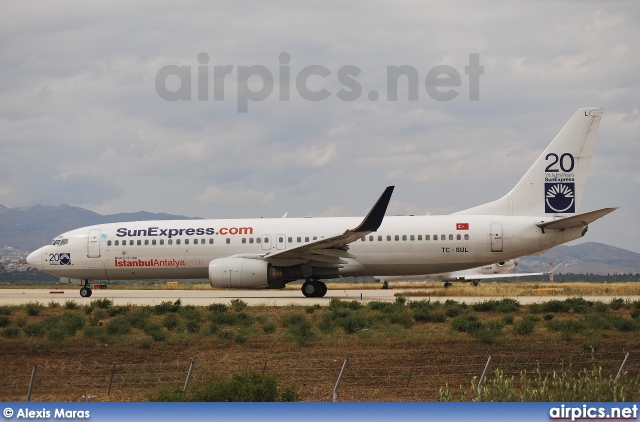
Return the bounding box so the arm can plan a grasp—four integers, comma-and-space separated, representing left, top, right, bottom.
536, 207, 617, 231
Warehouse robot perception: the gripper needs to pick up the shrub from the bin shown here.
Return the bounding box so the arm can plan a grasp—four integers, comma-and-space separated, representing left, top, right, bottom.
502, 315, 515, 325
230, 299, 247, 311
48, 301, 60, 308
108, 305, 129, 317
540, 300, 570, 313
89, 309, 108, 326
148, 369, 298, 402
25, 302, 44, 316
287, 318, 314, 345
2, 326, 21, 338
144, 323, 167, 342
514, 316, 536, 335
155, 300, 181, 314
23, 322, 46, 337
60, 314, 85, 336
263, 323, 276, 334
496, 298, 521, 313
129, 308, 151, 329
91, 298, 113, 309
64, 300, 79, 310
83, 326, 108, 341
106, 316, 131, 336
162, 314, 180, 331
0, 306, 12, 315
472, 300, 499, 312
451, 314, 482, 334
207, 303, 228, 313
0, 315, 11, 327
609, 298, 625, 310
185, 320, 200, 334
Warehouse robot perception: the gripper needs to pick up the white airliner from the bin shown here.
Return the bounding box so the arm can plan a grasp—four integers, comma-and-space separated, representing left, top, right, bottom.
27, 107, 615, 298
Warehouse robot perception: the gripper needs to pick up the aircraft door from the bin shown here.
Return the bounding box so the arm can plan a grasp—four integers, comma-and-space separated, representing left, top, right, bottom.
87, 229, 101, 258
261, 235, 271, 251
490, 223, 503, 252
276, 234, 286, 250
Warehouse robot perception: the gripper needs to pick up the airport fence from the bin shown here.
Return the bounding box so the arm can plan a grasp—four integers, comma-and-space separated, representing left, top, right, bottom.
0, 350, 637, 402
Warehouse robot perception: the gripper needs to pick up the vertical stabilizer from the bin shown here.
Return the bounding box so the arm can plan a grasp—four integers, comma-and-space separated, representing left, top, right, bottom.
455, 107, 602, 217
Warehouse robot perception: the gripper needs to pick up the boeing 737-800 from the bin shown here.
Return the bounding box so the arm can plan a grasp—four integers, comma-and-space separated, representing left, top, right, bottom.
27, 108, 615, 298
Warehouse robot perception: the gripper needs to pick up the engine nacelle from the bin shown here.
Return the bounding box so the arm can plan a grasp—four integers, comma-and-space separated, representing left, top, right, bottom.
208, 258, 304, 289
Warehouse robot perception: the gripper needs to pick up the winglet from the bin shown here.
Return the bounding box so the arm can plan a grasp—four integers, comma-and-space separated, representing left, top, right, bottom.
349, 186, 394, 233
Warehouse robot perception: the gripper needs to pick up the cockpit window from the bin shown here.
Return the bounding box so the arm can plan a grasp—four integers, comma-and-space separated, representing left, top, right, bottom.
60, 239, 68, 246
52, 240, 61, 246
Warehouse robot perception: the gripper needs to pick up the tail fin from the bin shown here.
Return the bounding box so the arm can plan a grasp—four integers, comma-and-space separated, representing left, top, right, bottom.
455, 107, 602, 216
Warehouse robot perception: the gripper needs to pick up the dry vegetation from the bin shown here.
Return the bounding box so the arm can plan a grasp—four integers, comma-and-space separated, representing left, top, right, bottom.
1, 294, 639, 402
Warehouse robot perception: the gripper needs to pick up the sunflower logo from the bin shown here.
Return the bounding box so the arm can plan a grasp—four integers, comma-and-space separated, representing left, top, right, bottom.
545, 183, 575, 213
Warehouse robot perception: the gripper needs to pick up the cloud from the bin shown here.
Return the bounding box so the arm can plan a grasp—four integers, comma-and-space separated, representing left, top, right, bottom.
197, 185, 275, 204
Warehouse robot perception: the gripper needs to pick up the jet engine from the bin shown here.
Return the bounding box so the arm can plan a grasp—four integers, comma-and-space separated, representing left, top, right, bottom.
208, 257, 303, 289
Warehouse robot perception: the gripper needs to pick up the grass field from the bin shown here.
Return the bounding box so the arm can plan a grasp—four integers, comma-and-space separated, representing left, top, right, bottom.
0, 294, 639, 402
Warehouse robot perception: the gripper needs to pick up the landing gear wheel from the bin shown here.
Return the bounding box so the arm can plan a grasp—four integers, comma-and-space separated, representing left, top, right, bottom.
80, 287, 93, 297
472, 281, 479, 287
302, 280, 318, 297
319, 281, 327, 297
444, 282, 452, 289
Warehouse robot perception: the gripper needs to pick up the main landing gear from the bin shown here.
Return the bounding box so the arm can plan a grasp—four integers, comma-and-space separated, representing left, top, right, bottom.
79, 280, 93, 298
301, 279, 327, 298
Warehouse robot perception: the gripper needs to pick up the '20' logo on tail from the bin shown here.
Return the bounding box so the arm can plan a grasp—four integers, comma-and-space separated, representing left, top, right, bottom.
545, 183, 575, 213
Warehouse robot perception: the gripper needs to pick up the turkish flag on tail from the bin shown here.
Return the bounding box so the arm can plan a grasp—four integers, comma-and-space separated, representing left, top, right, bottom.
456, 223, 469, 230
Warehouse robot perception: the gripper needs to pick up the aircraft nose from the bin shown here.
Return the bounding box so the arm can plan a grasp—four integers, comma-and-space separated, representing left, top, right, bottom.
27, 249, 42, 269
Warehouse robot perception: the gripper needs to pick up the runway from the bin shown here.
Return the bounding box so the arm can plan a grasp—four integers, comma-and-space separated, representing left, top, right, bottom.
0, 288, 638, 307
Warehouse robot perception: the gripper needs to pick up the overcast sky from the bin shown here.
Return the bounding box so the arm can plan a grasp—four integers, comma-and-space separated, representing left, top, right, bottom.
1, 1, 639, 253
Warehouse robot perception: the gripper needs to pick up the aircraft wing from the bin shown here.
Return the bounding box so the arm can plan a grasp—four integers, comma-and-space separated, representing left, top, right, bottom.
456, 272, 545, 281
263, 186, 394, 267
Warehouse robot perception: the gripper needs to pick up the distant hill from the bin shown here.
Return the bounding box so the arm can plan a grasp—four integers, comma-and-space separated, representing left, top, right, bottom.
516, 242, 640, 275
0, 204, 200, 253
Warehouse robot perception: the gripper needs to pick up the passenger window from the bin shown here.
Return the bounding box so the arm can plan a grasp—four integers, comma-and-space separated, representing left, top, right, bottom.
369, 235, 373, 241
387, 235, 391, 241
457, 234, 461, 240
305, 237, 309, 242
449, 234, 454, 240
185, 239, 189, 245
160, 239, 165, 245
201, 238, 205, 244
209, 239, 214, 244
144, 240, 149, 245
226, 238, 230, 244
137, 240, 141, 246
425, 235, 430, 240
279, 237, 284, 243
168, 239, 172, 245
194, 239, 198, 244
152, 239, 157, 245
395, 235, 399, 241
361, 237, 365, 241
433, 235, 437, 241
256, 238, 261, 244
288, 237, 292, 243
242, 238, 246, 244
176, 239, 181, 245
114, 240, 119, 246
313, 237, 317, 240
378, 235, 382, 241
130, 240, 134, 246
464, 234, 469, 240
441, 235, 445, 241
249, 238, 254, 244
402, 235, 407, 241
107, 240, 112, 246
418, 235, 422, 241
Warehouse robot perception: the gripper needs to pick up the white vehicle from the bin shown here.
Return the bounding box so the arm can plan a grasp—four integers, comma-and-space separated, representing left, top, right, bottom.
27, 108, 615, 298
378, 259, 545, 288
